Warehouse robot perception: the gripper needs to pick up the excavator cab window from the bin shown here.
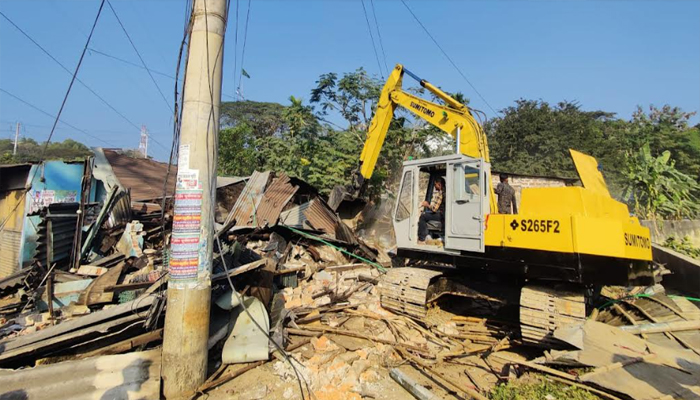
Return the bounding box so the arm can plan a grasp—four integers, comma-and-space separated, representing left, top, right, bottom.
395, 171, 413, 222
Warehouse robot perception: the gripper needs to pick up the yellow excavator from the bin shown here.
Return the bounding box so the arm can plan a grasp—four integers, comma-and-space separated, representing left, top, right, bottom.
331, 64, 654, 344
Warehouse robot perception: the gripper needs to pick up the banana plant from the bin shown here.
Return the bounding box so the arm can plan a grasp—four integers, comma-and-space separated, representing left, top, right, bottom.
622, 143, 700, 220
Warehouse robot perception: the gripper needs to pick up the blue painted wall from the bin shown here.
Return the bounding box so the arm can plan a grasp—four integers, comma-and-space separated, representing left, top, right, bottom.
20, 161, 94, 267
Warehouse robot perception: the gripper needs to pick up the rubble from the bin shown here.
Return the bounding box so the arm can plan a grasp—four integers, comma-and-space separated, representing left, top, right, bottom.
1, 167, 700, 400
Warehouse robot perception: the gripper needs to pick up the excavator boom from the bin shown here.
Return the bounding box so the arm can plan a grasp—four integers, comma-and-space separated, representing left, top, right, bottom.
329, 64, 497, 213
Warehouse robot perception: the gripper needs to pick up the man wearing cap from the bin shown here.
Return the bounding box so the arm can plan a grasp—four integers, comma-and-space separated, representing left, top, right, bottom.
495, 173, 517, 214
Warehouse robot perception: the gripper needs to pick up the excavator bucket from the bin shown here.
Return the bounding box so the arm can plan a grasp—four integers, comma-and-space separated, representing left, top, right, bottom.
328, 183, 367, 221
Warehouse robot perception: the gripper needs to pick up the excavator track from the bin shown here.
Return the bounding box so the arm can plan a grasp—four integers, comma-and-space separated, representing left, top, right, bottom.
378, 267, 443, 319
519, 285, 586, 347
380, 268, 587, 347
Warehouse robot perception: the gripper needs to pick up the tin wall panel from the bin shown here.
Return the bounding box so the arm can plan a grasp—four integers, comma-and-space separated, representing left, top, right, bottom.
255, 172, 298, 228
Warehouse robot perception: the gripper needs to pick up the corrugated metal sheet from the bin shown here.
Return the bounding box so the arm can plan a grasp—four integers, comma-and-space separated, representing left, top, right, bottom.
303, 198, 338, 236
255, 172, 298, 228
278, 201, 311, 228
217, 176, 248, 188
0, 230, 22, 278
21, 161, 89, 267
226, 170, 271, 227
34, 203, 79, 267
102, 148, 176, 201
105, 190, 132, 228
0, 189, 27, 278
0, 349, 161, 400
0, 262, 29, 296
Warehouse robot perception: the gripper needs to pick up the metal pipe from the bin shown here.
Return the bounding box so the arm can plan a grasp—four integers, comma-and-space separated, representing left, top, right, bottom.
456, 126, 461, 154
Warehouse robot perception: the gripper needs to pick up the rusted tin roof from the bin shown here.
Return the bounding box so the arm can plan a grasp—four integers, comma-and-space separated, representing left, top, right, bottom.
255, 172, 298, 228
102, 149, 176, 201
226, 171, 270, 227
303, 198, 338, 237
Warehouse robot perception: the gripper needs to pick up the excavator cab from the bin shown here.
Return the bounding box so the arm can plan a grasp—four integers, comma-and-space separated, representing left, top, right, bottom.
393, 154, 490, 254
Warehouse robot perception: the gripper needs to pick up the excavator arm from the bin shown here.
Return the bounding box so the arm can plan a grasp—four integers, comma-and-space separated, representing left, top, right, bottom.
329, 64, 497, 213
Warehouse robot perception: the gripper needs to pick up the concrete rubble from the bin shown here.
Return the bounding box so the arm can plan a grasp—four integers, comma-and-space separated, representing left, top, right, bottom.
0, 168, 699, 399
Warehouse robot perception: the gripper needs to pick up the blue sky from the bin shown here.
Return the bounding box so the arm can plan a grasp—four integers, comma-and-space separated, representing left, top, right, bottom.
1, 0, 699, 161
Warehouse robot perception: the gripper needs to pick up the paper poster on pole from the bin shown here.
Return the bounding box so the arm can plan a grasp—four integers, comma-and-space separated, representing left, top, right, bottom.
170, 187, 203, 282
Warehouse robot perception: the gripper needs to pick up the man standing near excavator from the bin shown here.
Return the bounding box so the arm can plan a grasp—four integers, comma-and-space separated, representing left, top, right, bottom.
495, 173, 517, 214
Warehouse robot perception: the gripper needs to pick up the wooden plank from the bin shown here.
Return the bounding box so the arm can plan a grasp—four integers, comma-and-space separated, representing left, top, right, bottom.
79, 262, 124, 306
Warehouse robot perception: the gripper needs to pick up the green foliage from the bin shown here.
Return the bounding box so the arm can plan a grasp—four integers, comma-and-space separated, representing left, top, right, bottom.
485, 99, 616, 179
216, 70, 700, 213
663, 236, 700, 259
622, 144, 700, 220
629, 105, 700, 180
490, 375, 601, 400
220, 100, 287, 138
218, 123, 259, 177
486, 101, 700, 201
310, 68, 381, 130
0, 138, 92, 163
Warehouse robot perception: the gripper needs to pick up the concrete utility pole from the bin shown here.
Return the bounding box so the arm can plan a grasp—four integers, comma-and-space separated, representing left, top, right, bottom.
13, 122, 20, 155
162, 0, 227, 398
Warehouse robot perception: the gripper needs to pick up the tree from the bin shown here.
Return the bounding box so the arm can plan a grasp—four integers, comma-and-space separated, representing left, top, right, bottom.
0, 138, 92, 164
220, 100, 287, 138
218, 123, 258, 177
622, 144, 699, 220
310, 68, 382, 131
627, 105, 700, 180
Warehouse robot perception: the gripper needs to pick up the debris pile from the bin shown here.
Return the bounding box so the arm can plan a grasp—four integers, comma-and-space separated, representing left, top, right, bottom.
1, 168, 700, 400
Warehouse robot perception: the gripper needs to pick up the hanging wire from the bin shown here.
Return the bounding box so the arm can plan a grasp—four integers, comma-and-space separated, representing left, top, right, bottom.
106, 0, 173, 113
0, 88, 114, 146
360, 0, 385, 79
0, 9, 169, 150
400, 0, 498, 116
236, 0, 252, 98
200, 0, 311, 397
369, 0, 389, 76
0, 0, 107, 233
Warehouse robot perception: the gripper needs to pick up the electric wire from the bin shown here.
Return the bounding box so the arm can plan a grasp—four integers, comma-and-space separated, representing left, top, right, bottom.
0, 0, 106, 233
0, 88, 114, 146
106, 0, 173, 113
0, 10, 169, 152
200, 1, 311, 397
236, 0, 252, 98
159, 0, 194, 241
399, 0, 498, 116
360, 0, 385, 79
87, 48, 239, 100
369, 0, 389, 76
233, 0, 240, 100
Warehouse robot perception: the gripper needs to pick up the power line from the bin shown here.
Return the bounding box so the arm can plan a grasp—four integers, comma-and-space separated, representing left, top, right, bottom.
236, 0, 252, 97
87, 47, 239, 101
399, 0, 498, 116
0, 9, 169, 150
0, 88, 114, 146
369, 0, 389, 76
360, 0, 385, 79
106, 0, 173, 113
0, 0, 106, 233
233, 0, 240, 101
88, 48, 178, 80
